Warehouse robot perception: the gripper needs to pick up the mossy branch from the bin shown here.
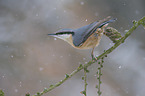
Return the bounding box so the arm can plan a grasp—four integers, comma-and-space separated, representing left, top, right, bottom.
0, 90, 4, 96
29, 16, 145, 96
95, 57, 104, 96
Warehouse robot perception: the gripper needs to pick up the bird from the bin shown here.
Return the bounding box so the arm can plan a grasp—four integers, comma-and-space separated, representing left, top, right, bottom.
48, 16, 116, 60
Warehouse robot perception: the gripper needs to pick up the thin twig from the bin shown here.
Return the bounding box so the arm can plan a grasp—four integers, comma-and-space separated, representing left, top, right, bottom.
81, 67, 88, 96
96, 57, 104, 96
84, 69, 88, 96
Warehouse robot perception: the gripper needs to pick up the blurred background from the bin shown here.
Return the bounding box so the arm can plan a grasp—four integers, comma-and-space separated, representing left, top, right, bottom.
0, 0, 145, 96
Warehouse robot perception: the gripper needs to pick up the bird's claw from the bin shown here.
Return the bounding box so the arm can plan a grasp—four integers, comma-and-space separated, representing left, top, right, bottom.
91, 55, 98, 61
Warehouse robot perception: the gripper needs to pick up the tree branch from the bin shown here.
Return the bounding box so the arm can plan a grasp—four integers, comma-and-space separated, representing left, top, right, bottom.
31, 16, 145, 96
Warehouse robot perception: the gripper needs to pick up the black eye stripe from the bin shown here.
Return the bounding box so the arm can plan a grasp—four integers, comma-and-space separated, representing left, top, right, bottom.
55, 32, 74, 35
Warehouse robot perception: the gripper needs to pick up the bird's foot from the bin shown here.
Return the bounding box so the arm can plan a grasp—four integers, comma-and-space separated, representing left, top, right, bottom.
91, 55, 98, 61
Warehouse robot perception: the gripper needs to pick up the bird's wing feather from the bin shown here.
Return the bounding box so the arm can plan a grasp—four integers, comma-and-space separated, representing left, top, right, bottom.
73, 18, 116, 46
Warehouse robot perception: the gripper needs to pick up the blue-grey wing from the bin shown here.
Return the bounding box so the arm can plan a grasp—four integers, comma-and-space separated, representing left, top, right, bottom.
72, 21, 98, 46
72, 18, 116, 47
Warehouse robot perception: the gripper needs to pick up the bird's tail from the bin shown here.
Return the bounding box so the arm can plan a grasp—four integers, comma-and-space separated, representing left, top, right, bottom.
99, 17, 117, 28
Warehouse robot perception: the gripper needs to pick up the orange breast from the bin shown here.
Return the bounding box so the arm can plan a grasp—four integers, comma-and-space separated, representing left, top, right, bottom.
73, 32, 103, 49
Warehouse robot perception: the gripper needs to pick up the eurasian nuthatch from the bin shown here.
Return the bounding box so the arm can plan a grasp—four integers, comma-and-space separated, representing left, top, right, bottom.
48, 16, 116, 60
